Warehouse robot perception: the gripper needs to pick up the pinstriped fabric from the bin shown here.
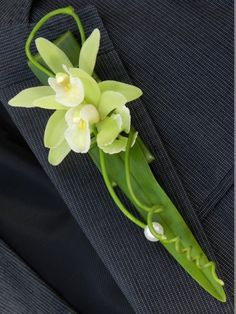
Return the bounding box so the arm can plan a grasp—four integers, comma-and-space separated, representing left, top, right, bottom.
92, 0, 233, 212
202, 186, 234, 301
198, 169, 233, 220
0, 240, 75, 313
0, 0, 31, 24
0, 1, 234, 313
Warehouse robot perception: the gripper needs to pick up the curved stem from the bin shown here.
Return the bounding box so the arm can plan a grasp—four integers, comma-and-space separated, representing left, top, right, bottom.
99, 147, 145, 229
125, 130, 163, 213
25, 6, 86, 78
147, 207, 166, 241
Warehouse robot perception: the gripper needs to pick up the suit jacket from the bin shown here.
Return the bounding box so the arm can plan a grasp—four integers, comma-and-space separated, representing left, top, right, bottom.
0, 0, 233, 313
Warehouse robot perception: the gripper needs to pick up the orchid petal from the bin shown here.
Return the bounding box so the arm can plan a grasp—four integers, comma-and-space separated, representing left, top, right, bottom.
44, 110, 67, 148
69, 68, 100, 106
65, 106, 82, 125
8, 86, 53, 108
98, 91, 127, 120
79, 29, 100, 75
48, 75, 84, 107
80, 105, 100, 124
116, 106, 131, 133
35, 37, 73, 74
48, 77, 63, 94
97, 114, 122, 147
100, 132, 138, 154
100, 136, 127, 154
33, 95, 67, 110
48, 139, 71, 166
99, 81, 143, 102
64, 122, 91, 153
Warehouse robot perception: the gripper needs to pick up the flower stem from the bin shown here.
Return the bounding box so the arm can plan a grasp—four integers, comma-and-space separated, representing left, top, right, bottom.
99, 147, 146, 229
25, 6, 85, 78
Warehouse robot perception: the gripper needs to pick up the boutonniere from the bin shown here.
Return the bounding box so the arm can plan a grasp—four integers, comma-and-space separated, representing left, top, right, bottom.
9, 6, 226, 302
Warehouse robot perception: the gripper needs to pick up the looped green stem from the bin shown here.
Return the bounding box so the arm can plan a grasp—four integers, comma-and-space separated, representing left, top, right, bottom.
25, 6, 85, 77
147, 206, 167, 241
99, 147, 146, 229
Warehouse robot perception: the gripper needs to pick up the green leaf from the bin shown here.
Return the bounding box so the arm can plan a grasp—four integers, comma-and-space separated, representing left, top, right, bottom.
35, 37, 73, 74
97, 115, 122, 147
136, 135, 155, 164
89, 141, 227, 303
69, 68, 100, 106
9, 86, 54, 108
99, 81, 143, 102
44, 110, 67, 148
79, 29, 100, 75
53, 31, 81, 67
33, 95, 67, 110
98, 91, 127, 119
48, 139, 71, 166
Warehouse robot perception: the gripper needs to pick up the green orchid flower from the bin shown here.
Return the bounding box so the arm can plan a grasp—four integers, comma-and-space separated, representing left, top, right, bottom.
9, 28, 142, 165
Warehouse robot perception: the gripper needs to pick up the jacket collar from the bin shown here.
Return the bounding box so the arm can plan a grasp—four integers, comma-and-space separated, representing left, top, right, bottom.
0, 1, 233, 312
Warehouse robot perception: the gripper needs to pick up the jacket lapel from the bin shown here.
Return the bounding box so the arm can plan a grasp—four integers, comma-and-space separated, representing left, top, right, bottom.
0, 1, 233, 313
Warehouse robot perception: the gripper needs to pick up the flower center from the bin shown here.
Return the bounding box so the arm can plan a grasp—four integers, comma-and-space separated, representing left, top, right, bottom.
79, 119, 87, 129
56, 73, 71, 91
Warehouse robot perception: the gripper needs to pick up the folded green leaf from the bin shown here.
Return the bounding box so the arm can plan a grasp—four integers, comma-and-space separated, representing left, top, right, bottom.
9, 86, 54, 108
89, 141, 226, 303
36, 37, 73, 74
48, 139, 71, 166
99, 81, 143, 102
44, 110, 67, 148
79, 29, 100, 75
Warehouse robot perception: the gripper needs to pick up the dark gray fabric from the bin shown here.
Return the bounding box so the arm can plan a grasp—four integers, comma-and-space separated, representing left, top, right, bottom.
0, 1, 233, 313
202, 185, 234, 301
0, 240, 75, 313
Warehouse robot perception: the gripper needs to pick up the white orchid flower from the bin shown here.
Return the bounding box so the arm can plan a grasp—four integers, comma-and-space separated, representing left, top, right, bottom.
48, 71, 84, 107
65, 104, 100, 153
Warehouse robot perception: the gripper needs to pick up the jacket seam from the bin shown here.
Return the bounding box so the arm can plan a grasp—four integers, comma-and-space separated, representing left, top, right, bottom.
198, 167, 233, 220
